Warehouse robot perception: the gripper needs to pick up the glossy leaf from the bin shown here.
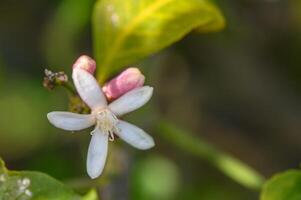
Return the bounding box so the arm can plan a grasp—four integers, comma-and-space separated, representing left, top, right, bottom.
0, 158, 95, 200
93, 0, 225, 82
261, 170, 301, 200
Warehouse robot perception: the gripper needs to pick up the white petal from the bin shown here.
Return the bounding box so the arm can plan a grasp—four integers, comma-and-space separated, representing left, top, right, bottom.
109, 86, 153, 116
72, 68, 107, 110
116, 120, 155, 150
87, 128, 108, 179
47, 112, 95, 131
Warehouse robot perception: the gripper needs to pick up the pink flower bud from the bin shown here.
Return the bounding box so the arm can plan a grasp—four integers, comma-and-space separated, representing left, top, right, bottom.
103, 68, 145, 101
72, 55, 96, 74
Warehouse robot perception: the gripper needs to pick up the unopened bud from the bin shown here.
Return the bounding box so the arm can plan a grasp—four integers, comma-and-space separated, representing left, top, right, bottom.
72, 55, 96, 74
103, 68, 145, 101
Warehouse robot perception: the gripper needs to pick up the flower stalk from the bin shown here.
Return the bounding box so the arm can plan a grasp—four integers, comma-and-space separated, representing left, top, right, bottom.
155, 119, 265, 190
43, 69, 76, 95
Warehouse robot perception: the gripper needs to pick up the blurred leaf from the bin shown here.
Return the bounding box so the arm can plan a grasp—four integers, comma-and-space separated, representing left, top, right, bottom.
0, 79, 56, 158
0, 56, 4, 84
0, 158, 81, 200
156, 120, 265, 190
82, 189, 98, 200
291, 0, 301, 30
93, 0, 225, 82
260, 170, 301, 200
43, 0, 94, 68
131, 155, 180, 200
195, 10, 225, 33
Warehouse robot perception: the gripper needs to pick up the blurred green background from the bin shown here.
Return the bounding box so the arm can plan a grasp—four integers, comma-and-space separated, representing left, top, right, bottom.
0, 0, 300, 199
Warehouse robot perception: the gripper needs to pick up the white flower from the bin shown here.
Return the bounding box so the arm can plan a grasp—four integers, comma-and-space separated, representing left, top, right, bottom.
47, 68, 154, 179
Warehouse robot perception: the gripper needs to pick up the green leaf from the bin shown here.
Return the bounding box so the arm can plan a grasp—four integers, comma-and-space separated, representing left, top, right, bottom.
261, 170, 301, 200
82, 189, 98, 200
93, 0, 225, 82
0, 158, 96, 200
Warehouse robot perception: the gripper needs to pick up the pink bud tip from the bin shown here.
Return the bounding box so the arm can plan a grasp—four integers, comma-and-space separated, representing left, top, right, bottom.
103, 68, 145, 101
72, 55, 96, 74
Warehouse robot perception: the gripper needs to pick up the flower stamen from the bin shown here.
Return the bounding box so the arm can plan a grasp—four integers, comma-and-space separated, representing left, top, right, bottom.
94, 109, 119, 141
108, 132, 115, 142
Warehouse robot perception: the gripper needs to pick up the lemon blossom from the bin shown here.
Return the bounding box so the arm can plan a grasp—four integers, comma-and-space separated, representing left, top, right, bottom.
47, 68, 154, 179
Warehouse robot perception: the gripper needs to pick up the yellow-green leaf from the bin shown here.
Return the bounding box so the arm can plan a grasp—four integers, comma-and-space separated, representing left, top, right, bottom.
261, 170, 301, 200
93, 0, 225, 82
82, 189, 98, 200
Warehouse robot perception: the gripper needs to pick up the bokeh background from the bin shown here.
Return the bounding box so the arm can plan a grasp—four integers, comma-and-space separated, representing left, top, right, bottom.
0, 0, 300, 199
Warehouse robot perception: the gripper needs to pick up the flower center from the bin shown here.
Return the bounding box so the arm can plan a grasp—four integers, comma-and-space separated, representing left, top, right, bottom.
94, 108, 119, 141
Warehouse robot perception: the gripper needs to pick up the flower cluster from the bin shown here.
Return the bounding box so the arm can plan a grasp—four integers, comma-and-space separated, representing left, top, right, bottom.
43, 69, 68, 90
17, 178, 32, 197
47, 55, 155, 179
0, 174, 32, 199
